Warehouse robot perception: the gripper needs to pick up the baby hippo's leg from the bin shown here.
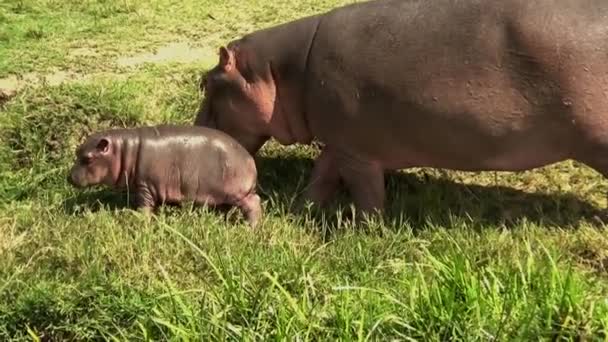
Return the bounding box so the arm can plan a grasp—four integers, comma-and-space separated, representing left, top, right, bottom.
236, 193, 262, 228
135, 185, 156, 216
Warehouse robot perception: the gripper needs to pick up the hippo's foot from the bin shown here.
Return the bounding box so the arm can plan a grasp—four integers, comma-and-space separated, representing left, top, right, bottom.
336, 153, 385, 214
237, 193, 262, 228
134, 203, 155, 226
137, 205, 154, 215
593, 198, 608, 226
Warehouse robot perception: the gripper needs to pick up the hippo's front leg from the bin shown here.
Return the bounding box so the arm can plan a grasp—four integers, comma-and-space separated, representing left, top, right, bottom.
303, 147, 341, 207
336, 151, 385, 217
134, 184, 156, 214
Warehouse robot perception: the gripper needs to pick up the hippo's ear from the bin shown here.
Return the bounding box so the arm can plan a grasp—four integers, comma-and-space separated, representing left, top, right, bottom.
219, 46, 234, 72
96, 138, 110, 154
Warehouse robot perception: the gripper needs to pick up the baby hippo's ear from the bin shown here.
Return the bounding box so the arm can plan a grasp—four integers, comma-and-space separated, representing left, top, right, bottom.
96, 138, 110, 154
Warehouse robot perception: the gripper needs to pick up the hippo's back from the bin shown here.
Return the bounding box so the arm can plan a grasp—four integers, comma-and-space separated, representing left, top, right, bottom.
304, 0, 608, 170
133, 124, 257, 204
139, 125, 254, 162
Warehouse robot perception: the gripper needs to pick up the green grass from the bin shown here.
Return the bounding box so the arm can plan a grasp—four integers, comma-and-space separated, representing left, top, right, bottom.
0, 0, 352, 77
2, 0, 608, 340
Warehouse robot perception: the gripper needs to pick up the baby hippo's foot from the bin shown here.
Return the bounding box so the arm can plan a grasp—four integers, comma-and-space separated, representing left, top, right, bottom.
591, 206, 608, 226
138, 206, 154, 215
237, 193, 262, 228
134, 204, 155, 226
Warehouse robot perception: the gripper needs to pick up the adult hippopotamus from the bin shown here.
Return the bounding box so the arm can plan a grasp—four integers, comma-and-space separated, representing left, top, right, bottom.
195, 0, 608, 215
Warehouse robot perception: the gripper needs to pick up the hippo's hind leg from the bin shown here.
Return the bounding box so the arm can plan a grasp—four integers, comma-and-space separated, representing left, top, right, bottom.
236, 193, 262, 228
578, 145, 608, 209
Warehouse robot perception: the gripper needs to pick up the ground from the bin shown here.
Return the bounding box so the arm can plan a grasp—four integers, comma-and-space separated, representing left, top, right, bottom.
1, 0, 608, 340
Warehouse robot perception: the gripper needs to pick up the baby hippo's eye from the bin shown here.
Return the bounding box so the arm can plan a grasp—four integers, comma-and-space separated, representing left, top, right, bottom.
80, 156, 91, 165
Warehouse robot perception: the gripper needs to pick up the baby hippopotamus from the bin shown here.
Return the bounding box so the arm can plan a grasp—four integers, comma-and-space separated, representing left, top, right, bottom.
67, 124, 262, 227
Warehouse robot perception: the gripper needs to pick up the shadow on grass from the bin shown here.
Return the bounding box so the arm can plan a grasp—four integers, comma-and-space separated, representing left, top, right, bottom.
62, 188, 134, 214
255, 154, 607, 230
60, 153, 607, 230
61, 187, 242, 221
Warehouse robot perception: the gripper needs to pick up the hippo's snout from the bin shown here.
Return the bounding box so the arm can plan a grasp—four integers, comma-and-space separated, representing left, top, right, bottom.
67, 172, 80, 188
67, 168, 86, 188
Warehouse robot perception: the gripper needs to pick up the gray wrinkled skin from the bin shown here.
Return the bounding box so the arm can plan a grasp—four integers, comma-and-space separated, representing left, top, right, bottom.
68, 125, 261, 227
195, 0, 608, 216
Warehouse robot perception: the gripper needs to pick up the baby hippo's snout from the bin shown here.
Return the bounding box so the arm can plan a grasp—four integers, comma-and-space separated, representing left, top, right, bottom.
67, 135, 114, 190
67, 170, 77, 187
67, 166, 87, 188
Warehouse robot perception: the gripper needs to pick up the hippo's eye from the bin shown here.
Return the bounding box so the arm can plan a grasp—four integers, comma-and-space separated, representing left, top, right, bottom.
80, 156, 91, 165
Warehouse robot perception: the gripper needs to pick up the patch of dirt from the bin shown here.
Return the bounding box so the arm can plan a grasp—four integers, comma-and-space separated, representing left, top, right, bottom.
69, 47, 99, 57
0, 41, 213, 103
0, 83, 17, 103
115, 41, 214, 67
0, 70, 86, 103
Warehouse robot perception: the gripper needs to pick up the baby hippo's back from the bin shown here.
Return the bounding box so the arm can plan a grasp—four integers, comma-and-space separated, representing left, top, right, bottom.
136, 125, 258, 206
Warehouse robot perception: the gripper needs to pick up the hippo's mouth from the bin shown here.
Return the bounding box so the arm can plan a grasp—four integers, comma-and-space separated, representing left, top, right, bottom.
67, 171, 87, 188
194, 98, 216, 128
194, 97, 269, 155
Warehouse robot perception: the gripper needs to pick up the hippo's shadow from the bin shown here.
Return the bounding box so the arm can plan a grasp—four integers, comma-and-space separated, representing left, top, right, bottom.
61, 154, 607, 229
62, 188, 236, 217
255, 154, 607, 230
62, 188, 136, 214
